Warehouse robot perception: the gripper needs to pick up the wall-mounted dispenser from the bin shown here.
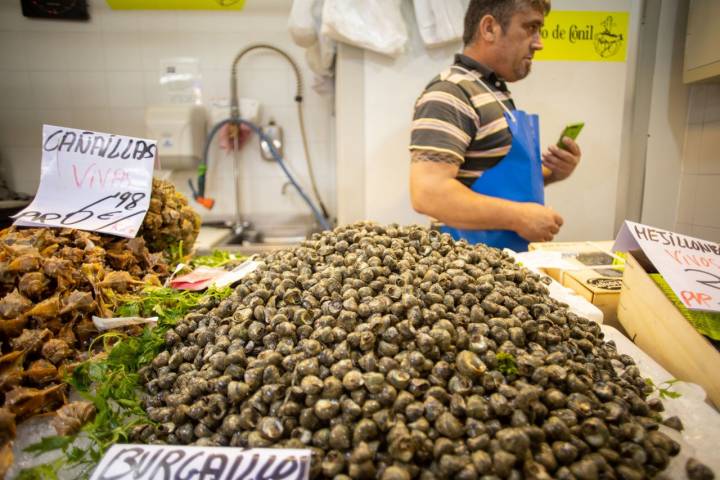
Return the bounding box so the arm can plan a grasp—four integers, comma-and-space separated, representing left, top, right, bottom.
260, 119, 283, 161
145, 105, 206, 169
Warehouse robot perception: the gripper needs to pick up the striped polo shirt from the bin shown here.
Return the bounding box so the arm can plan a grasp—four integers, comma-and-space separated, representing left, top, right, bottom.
410, 54, 516, 188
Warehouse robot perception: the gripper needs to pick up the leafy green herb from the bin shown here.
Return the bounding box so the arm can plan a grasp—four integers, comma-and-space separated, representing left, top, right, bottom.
16, 459, 64, 480
24, 436, 72, 456
645, 378, 682, 400
190, 250, 245, 269
658, 379, 682, 399
496, 352, 519, 376
19, 284, 233, 479
166, 240, 185, 266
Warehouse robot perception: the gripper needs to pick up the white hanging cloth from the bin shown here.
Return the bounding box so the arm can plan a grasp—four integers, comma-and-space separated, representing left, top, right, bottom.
413, 0, 466, 48
288, 0, 324, 48
321, 0, 408, 58
306, 31, 336, 77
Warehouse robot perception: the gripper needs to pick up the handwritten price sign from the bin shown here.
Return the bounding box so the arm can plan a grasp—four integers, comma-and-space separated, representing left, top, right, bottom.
614, 220, 720, 313
90, 444, 310, 480
13, 125, 156, 238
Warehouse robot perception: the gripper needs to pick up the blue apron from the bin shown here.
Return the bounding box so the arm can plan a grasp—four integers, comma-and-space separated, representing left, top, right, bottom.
441, 79, 544, 252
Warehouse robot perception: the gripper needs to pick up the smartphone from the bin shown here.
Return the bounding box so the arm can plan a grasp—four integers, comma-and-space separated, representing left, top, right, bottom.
557, 122, 584, 149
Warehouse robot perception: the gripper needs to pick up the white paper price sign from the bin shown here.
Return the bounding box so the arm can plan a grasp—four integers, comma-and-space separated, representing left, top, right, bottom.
614, 220, 720, 312
13, 125, 156, 238
89, 444, 310, 480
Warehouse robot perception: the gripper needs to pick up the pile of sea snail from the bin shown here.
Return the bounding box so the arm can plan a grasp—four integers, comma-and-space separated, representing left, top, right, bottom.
137, 222, 711, 480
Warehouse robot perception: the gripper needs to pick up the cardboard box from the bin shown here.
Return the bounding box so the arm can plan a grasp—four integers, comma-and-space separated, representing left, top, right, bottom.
618, 251, 720, 407
528, 241, 623, 328
563, 266, 624, 330
528, 241, 617, 283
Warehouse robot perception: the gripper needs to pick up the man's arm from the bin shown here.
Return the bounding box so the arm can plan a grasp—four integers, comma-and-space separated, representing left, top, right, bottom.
410, 151, 564, 242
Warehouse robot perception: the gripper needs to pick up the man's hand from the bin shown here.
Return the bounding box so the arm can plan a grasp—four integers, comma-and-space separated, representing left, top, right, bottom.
513, 203, 564, 242
542, 137, 581, 184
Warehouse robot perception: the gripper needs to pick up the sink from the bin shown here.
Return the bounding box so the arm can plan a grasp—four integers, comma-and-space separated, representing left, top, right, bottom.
195, 219, 321, 256
221, 230, 308, 246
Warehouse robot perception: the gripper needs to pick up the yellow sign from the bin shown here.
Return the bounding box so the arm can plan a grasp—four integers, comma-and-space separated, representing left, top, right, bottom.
106, 0, 245, 9
535, 11, 629, 62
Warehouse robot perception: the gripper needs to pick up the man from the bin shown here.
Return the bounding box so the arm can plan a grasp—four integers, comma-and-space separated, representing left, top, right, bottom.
409, 0, 582, 251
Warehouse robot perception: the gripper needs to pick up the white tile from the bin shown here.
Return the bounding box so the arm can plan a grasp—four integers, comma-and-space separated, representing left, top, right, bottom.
675, 174, 698, 224
236, 68, 291, 108
139, 32, 173, 71
691, 225, 720, 243
106, 71, 145, 107
241, 147, 285, 180
0, 31, 29, 70
175, 10, 248, 33
22, 32, 103, 72
102, 32, 143, 71
673, 222, 693, 236
698, 120, 720, 175
180, 33, 216, 67
0, 71, 33, 109
93, 6, 142, 32
0, 3, 25, 32
309, 141, 335, 176
24, 32, 72, 71
209, 33, 255, 71
280, 139, 333, 187
68, 72, 108, 107
0, 147, 42, 195
70, 108, 114, 134
138, 10, 179, 33
140, 32, 209, 72
682, 122, 702, 174
231, 43, 297, 71
693, 174, 720, 228
0, 109, 73, 148
703, 84, 720, 123
242, 173, 308, 218
213, 35, 298, 72
0, 109, 39, 148
279, 146, 312, 187
29, 71, 73, 109
37, 110, 77, 138
109, 108, 146, 138
199, 69, 228, 102
35, 109, 75, 132
686, 84, 706, 125
302, 105, 333, 143
66, 33, 106, 70
142, 70, 165, 105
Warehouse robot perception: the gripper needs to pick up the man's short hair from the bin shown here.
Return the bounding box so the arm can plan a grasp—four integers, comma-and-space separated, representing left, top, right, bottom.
463, 0, 551, 45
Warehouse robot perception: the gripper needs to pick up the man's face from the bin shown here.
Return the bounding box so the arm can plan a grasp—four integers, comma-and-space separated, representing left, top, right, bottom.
493, 7, 545, 81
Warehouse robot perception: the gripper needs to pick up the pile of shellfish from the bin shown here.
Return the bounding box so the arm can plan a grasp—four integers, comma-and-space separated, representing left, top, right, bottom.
0, 178, 201, 478
138, 222, 713, 479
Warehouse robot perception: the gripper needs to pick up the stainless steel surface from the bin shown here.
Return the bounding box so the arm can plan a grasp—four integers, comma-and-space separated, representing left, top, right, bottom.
197, 242, 297, 256
196, 218, 318, 255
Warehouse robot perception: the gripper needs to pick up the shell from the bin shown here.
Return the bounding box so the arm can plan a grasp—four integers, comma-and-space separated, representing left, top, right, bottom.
136, 222, 686, 479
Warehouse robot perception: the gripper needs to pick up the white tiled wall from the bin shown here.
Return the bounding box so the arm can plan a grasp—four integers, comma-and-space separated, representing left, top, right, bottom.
0, 0, 336, 225
675, 83, 720, 242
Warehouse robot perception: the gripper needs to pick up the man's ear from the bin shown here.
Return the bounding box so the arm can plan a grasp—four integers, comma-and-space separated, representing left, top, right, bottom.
478, 14, 500, 42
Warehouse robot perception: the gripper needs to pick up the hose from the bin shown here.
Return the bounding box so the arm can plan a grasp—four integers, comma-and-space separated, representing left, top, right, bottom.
230, 44, 331, 222
189, 118, 331, 231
